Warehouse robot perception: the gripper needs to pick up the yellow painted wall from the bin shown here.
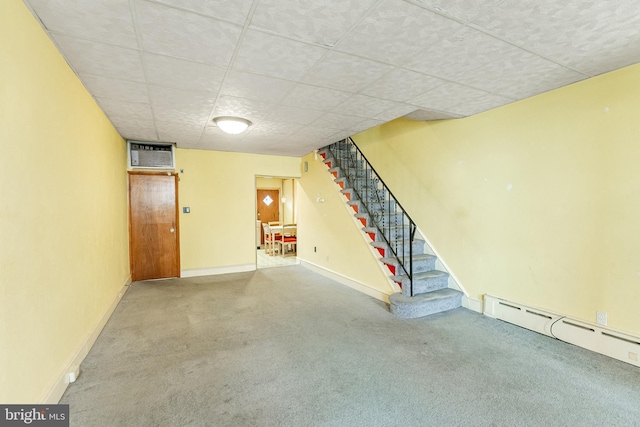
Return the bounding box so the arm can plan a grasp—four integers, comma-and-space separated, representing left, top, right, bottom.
0, 0, 130, 402
354, 64, 640, 336
256, 177, 282, 190
282, 178, 295, 224
296, 154, 394, 295
176, 149, 300, 270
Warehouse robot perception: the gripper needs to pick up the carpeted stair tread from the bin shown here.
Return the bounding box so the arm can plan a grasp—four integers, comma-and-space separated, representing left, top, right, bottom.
381, 253, 435, 266
394, 270, 450, 295
389, 288, 463, 319
392, 269, 448, 283
363, 224, 413, 241
371, 239, 425, 251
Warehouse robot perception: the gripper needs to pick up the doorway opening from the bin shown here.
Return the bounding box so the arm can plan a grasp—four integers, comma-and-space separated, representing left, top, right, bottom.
256, 176, 298, 269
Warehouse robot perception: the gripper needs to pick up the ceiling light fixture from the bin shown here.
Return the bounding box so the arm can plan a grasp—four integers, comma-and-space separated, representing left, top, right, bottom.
212, 116, 252, 134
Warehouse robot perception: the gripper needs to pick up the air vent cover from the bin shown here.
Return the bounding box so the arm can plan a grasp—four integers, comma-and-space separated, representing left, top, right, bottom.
128, 141, 175, 169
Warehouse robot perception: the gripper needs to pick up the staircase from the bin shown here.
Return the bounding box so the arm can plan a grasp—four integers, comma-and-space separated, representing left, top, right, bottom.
319, 138, 462, 319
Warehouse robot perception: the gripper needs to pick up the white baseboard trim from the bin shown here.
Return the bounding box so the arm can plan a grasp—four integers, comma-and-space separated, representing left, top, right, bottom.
299, 259, 392, 304
42, 275, 132, 403
181, 264, 256, 278
462, 295, 483, 313
483, 294, 640, 368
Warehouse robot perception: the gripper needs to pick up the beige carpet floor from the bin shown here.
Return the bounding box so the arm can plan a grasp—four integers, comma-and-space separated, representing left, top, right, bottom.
61, 265, 640, 426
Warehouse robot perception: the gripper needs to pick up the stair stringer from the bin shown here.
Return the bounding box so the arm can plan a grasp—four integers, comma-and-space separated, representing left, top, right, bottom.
321, 153, 433, 294
332, 177, 402, 295
320, 159, 402, 295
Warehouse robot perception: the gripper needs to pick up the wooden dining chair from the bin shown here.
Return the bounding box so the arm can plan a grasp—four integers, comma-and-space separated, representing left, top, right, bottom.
278, 224, 297, 257
262, 223, 278, 256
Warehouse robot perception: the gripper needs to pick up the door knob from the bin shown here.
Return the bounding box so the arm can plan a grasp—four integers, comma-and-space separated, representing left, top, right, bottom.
170, 228, 175, 233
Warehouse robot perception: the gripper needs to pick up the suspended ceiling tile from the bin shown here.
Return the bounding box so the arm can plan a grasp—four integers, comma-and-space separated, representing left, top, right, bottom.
52, 35, 145, 82
233, 30, 328, 81
212, 96, 276, 123
332, 94, 402, 119
372, 103, 420, 122
471, 0, 640, 49
143, 53, 226, 93
156, 122, 203, 144
155, 117, 209, 132
157, 131, 201, 145
403, 109, 462, 121
311, 112, 369, 131
220, 70, 296, 104
335, 0, 461, 65
149, 86, 216, 109
280, 84, 351, 111
246, 121, 305, 137
292, 125, 345, 141
471, 1, 587, 47
116, 124, 159, 142
549, 26, 640, 76
409, 0, 504, 23
573, 42, 640, 77
360, 68, 447, 103
241, 134, 300, 149
410, 81, 512, 116
151, 0, 253, 24
25, 0, 138, 48
266, 105, 326, 125
149, 86, 216, 123
200, 125, 241, 142
471, 0, 640, 74
282, 83, 351, 111
435, 30, 589, 98
94, 97, 154, 123
24, 0, 640, 157
474, 64, 587, 100
135, 0, 242, 66
199, 127, 254, 152
303, 51, 394, 93
406, 26, 527, 82
79, 74, 149, 104
250, 0, 378, 47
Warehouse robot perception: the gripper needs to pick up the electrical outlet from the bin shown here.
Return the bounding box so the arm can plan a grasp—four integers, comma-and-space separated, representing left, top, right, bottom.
596, 311, 608, 326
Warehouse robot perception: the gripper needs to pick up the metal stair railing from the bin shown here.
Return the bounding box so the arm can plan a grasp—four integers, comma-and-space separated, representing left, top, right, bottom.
326, 138, 418, 296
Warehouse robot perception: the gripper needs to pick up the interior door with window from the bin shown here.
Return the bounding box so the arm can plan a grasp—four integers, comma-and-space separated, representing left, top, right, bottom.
257, 189, 280, 245
129, 172, 180, 281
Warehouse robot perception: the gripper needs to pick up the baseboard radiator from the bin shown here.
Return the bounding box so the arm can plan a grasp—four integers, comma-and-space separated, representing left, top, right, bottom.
484, 295, 640, 368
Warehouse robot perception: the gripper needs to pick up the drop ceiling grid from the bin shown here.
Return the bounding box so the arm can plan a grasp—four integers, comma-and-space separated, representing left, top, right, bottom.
22, 0, 640, 156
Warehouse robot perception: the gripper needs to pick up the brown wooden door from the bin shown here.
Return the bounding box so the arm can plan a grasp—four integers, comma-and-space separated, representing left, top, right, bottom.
129, 172, 180, 281
257, 189, 280, 245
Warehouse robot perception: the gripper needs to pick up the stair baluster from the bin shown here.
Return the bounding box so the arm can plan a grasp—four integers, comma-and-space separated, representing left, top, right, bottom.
327, 138, 417, 296
320, 138, 463, 318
